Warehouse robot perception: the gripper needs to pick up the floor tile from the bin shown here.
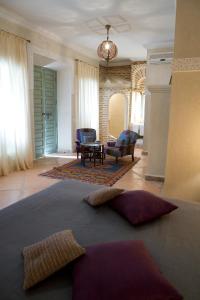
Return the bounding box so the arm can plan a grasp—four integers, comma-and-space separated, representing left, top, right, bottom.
0, 149, 163, 209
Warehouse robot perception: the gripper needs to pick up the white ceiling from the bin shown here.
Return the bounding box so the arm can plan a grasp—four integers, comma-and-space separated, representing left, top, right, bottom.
0, 0, 176, 62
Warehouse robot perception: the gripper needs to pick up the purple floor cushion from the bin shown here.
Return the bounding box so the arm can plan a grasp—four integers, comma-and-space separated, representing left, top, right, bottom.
109, 190, 178, 225
72, 240, 182, 300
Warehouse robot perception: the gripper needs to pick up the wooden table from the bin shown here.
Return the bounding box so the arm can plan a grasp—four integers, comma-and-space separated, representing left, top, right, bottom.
80, 143, 104, 167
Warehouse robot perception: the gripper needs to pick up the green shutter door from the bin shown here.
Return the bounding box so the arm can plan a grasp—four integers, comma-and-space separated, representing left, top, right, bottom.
43, 68, 57, 155
34, 66, 44, 158
34, 66, 57, 158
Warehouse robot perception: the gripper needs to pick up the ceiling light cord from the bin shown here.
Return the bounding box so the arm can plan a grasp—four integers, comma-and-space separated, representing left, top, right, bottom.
105, 24, 111, 41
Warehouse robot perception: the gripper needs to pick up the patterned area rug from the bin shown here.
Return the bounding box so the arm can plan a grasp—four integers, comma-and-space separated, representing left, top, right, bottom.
40, 157, 140, 186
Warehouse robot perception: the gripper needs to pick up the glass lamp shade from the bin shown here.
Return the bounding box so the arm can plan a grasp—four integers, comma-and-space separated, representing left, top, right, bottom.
97, 40, 118, 62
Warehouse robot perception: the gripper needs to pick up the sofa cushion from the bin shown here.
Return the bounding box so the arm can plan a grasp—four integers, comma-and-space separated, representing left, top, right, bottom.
72, 240, 182, 300
109, 190, 178, 225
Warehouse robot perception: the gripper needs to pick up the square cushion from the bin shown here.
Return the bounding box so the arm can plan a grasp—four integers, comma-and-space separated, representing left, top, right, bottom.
109, 190, 178, 225
82, 136, 94, 143
23, 230, 85, 290
79, 131, 95, 143
83, 187, 124, 206
115, 131, 130, 147
72, 240, 182, 300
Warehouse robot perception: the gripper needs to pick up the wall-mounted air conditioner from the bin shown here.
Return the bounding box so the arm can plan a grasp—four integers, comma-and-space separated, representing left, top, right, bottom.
148, 52, 173, 64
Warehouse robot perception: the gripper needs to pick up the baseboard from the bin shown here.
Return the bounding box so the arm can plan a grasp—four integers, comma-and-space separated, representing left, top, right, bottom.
145, 174, 165, 182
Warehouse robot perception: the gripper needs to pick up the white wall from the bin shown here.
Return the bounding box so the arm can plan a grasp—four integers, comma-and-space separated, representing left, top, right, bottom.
146, 86, 170, 178
57, 61, 75, 153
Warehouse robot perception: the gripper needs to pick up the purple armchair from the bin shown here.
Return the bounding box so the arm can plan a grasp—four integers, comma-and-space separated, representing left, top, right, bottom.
106, 130, 138, 163
75, 128, 97, 159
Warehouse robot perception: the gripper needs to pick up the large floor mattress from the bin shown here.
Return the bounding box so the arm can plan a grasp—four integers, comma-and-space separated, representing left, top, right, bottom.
0, 179, 200, 300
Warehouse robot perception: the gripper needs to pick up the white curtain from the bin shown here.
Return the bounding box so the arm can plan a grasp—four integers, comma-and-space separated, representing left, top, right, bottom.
0, 31, 33, 176
130, 92, 145, 135
76, 60, 99, 136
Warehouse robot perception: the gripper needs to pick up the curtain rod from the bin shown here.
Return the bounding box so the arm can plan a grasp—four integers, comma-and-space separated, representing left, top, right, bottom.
0, 29, 31, 43
75, 59, 99, 69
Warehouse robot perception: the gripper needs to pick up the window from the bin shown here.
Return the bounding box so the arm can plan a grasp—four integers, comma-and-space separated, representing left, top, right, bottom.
0, 31, 33, 175
130, 92, 145, 135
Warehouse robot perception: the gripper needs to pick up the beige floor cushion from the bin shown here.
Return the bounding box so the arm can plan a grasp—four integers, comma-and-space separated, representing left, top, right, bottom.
23, 229, 85, 290
83, 187, 124, 206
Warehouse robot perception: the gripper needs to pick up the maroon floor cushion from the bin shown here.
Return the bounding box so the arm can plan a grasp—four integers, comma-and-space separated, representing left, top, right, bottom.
73, 240, 182, 300
109, 190, 178, 225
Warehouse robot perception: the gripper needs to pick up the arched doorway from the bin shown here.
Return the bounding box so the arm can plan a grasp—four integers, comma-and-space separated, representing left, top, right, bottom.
109, 93, 127, 138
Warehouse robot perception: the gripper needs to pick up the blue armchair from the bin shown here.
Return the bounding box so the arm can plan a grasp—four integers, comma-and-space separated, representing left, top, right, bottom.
106, 130, 138, 163
75, 128, 97, 159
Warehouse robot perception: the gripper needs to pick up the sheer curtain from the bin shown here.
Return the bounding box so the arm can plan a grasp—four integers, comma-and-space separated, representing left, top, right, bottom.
76, 60, 99, 136
130, 92, 145, 135
0, 31, 33, 176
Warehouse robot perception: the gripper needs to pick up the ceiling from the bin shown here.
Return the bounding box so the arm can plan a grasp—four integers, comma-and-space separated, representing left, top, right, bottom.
0, 0, 176, 62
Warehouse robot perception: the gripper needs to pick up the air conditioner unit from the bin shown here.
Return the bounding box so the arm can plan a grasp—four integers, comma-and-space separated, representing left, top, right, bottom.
148, 53, 173, 64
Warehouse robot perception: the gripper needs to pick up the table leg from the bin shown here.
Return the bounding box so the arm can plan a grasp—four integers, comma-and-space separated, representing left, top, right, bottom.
102, 145, 104, 165
93, 148, 96, 167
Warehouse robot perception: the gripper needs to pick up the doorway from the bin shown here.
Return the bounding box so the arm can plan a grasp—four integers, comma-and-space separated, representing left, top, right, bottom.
34, 65, 57, 158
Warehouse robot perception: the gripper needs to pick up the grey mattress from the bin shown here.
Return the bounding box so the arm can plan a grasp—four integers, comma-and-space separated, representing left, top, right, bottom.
0, 179, 200, 300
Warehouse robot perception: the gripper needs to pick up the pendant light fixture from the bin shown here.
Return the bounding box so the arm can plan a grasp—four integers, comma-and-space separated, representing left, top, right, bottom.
97, 24, 118, 64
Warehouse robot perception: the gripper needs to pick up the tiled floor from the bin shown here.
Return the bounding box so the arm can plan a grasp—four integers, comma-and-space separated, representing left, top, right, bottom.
0, 148, 163, 210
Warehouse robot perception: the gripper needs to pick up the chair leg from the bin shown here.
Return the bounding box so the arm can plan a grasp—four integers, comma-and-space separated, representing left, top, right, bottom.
77, 152, 79, 159
132, 154, 134, 161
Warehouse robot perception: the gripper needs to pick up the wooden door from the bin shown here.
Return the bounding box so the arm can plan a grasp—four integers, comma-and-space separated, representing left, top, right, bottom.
34, 66, 57, 158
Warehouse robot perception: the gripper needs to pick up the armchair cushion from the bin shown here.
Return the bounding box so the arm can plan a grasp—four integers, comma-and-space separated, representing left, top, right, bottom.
76, 129, 97, 155
106, 147, 122, 158
107, 141, 116, 147
115, 131, 130, 147
76, 128, 96, 144
82, 136, 94, 143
